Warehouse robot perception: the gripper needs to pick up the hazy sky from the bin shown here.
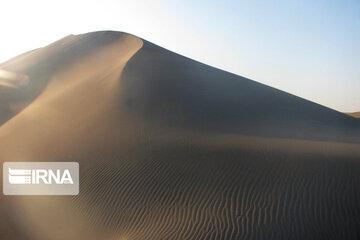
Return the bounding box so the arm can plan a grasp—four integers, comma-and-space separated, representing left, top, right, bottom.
0, 0, 359, 112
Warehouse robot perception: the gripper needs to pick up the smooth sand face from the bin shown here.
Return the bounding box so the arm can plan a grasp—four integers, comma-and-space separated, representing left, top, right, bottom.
0, 31, 360, 240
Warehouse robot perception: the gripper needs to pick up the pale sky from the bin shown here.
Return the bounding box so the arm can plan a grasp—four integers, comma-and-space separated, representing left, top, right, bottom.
0, 0, 359, 112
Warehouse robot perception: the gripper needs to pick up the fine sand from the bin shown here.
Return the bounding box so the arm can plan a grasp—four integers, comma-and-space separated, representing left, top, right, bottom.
0, 31, 359, 240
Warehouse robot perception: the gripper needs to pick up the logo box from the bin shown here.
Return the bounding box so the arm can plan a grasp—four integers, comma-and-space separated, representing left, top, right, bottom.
3, 162, 79, 195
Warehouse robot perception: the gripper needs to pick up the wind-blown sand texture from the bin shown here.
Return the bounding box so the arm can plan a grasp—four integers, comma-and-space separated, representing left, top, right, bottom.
0, 31, 359, 240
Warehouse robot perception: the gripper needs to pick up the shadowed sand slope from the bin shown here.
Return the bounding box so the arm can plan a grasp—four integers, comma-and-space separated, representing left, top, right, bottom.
0, 31, 359, 240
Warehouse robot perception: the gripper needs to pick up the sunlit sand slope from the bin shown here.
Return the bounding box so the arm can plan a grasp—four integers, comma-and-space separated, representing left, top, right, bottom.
0, 31, 359, 240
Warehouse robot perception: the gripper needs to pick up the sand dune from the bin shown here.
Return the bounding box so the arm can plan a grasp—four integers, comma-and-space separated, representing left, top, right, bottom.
346, 112, 360, 118
0, 31, 359, 240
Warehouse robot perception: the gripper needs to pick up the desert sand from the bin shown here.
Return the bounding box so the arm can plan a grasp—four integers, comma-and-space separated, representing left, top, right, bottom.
0, 31, 359, 240
347, 112, 360, 118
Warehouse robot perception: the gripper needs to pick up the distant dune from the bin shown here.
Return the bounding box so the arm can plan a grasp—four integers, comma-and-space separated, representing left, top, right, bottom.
0, 31, 359, 240
346, 112, 360, 118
